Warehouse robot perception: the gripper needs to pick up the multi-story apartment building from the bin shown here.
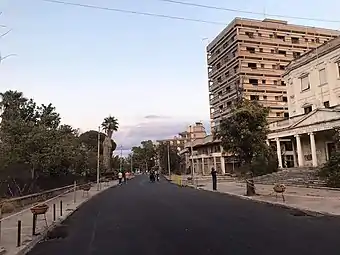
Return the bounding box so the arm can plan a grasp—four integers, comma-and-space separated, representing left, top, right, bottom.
207, 17, 340, 129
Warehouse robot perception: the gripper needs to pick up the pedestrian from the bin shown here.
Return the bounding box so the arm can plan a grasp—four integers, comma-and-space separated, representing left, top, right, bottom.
118, 171, 123, 185
122, 171, 127, 184
155, 170, 160, 181
211, 167, 217, 190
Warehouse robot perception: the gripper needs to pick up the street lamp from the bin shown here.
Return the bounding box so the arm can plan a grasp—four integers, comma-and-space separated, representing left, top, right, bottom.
96, 126, 100, 191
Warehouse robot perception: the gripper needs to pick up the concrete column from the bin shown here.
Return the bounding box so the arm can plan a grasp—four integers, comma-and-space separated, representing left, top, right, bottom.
309, 132, 318, 167
275, 138, 283, 168
291, 139, 298, 167
266, 139, 270, 146
220, 156, 226, 174
213, 157, 217, 171
295, 134, 304, 167
202, 158, 205, 175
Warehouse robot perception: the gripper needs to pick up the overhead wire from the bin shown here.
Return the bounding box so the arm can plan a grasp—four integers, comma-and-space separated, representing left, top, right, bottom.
37, 0, 340, 25
156, 0, 340, 23
38, 0, 227, 25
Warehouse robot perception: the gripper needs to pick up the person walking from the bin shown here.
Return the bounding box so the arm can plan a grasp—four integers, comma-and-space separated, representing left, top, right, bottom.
211, 167, 217, 191
118, 172, 123, 185
122, 171, 127, 184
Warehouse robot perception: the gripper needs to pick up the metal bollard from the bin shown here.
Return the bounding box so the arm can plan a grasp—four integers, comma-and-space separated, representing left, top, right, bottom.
32, 214, 37, 236
53, 204, 56, 221
73, 181, 77, 203
60, 200, 63, 216
17, 220, 21, 247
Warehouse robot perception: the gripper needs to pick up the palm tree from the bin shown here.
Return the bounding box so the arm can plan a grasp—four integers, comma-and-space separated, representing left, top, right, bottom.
101, 116, 119, 171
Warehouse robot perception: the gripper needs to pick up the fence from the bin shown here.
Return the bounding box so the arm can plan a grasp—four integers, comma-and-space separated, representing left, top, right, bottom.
0, 178, 114, 254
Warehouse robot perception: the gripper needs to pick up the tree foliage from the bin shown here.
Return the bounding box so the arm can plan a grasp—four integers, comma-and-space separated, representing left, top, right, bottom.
157, 143, 182, 175
215, 99, 277, 176
0, 90, 118, 197
318, 127, 340, 187
131, 140, 156, 170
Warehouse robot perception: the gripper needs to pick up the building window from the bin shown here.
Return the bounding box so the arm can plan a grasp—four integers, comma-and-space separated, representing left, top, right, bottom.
324, 101, 330, 108
263, 95, 267, 100
319, 68, 327, 85
259, 48, 263, 52
278, 50, 286, 56
261, 64, 265, 68
284, 112, 289, 118
245, 32, 254, 38
250, 95, 259, 101
217, 77, 222, 83
337, 62, 340, 77
304, 105, 312, 114
276, 112, 281, 117
292, 37, 299, 44
283, 96, 288, 102
293, 52, 301, 59
300, 75, 310, 91
248, 63, 257, 69
249, 79, 258, 85
262, 80, 266, 84
246, 47, 255, 53
216, 63, 221, 69
280, 65, 285, 70
271, 49, 275, 53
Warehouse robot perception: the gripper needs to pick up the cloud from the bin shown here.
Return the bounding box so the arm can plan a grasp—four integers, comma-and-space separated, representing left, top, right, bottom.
112, 117, 210, 156
144, 115, 170, 119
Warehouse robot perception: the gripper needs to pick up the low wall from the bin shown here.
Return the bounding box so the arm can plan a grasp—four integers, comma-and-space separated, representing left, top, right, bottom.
0, 182, 94, 215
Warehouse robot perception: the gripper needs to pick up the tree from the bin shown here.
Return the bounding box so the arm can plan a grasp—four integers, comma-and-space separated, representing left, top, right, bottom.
131, 140, 157, 171
157, 143, 182, 175
318, 127, 340, 187
101, 116, 119, 171
215, 99, 277, 195
0, 90, 104, 196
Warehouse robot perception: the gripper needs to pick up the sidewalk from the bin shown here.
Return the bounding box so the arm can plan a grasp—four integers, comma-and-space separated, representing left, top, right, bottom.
0, 181, 118, 255
200, 181, 340, 216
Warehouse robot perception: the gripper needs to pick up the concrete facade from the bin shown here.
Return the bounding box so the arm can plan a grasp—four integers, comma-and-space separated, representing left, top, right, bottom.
268, 36, 340, 168
207, 17, 340, 129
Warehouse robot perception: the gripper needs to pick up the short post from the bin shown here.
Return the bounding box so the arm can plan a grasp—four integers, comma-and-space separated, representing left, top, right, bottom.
60, 200, 63, 216
53, 204, 56, 221
17, 220, 21, 247
73, 181, 77, 203
32, 214, 37, 236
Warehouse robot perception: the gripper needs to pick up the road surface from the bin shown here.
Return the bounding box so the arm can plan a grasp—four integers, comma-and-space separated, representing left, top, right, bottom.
28, 175, 340, 255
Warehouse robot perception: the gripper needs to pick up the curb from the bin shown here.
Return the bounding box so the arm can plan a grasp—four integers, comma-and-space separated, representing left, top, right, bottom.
15, 183, 118, 255
170, 181, 338, 218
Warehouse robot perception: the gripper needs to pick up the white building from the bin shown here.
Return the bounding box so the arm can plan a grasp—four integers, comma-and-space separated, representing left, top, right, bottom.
268, 36, 340, 168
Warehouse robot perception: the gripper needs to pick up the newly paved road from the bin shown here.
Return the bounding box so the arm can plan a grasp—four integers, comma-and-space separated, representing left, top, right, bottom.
28, 175, 340, 255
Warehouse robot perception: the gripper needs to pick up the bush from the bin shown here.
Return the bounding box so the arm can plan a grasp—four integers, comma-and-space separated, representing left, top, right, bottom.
251, 146, 278, 177
318, 152, 340, 187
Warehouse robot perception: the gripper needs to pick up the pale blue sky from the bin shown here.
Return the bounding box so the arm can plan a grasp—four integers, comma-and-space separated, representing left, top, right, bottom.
1, 0, 340, 151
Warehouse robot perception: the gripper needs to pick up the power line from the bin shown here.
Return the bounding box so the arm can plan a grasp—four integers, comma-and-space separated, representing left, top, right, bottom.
157, 0, 340, 24
38, 0, 227, 25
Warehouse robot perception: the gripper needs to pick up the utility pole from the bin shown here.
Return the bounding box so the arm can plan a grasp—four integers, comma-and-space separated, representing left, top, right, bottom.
96, 126, 100, 191
120, 145, 123, 172
130, 153, 133, 173
190, 125, 195, 186
167, 142, 171, 177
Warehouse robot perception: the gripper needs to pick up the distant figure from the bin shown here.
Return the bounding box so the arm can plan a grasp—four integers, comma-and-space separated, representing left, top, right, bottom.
122, 171, 127, 184
118, 172, 123, 185
155, 170, 160, 181
211, 167, 217, 190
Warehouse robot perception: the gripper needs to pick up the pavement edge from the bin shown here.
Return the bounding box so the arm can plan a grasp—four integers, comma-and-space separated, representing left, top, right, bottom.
168, 179, 338, 218
15, 183, 119, 255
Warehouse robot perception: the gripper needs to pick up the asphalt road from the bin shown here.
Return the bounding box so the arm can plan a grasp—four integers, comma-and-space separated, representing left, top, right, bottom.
28, 175, 340, 255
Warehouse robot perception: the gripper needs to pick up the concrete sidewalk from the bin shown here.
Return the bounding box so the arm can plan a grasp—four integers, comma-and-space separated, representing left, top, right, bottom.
200, 181, 340, 216
0, 181, 118, 255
